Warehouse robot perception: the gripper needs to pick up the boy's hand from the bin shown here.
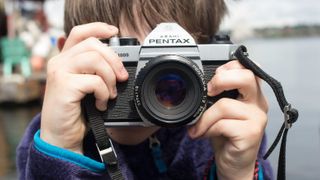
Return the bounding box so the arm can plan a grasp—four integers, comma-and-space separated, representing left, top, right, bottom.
188, 60, 268, 180
40, 22, 128, 154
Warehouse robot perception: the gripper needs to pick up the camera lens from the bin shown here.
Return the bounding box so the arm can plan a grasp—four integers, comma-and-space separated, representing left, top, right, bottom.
155, 73, 186, 108
134, 55, 207, 127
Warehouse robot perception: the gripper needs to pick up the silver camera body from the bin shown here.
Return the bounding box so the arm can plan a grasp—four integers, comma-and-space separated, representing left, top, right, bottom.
97, 23, 239, 127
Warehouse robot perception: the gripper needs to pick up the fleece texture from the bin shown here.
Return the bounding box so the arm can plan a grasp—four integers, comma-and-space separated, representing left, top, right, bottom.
16, 114, 273, 179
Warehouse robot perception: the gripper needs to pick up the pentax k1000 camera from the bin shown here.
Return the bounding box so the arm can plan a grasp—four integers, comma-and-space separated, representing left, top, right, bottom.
84, 23, 239, 127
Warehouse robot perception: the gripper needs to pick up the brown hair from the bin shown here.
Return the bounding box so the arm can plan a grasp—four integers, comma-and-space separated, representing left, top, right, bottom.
64, 0, 227, 43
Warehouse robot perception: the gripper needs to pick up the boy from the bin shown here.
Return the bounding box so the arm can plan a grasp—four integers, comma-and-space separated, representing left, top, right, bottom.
17, 0, 273, 179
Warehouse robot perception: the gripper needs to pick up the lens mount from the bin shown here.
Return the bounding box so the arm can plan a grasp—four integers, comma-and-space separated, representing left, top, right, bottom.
134, 55, 207, 127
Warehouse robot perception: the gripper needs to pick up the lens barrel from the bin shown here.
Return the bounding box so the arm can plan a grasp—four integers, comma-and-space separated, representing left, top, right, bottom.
134, 55, 207, 127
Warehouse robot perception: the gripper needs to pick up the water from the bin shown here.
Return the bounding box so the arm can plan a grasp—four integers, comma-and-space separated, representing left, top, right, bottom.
0, 37, 319, 179
0, 101, 41, 179
242, 37, 320, 180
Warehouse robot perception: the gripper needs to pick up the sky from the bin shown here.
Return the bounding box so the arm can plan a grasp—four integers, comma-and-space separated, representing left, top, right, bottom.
221, 0, 320, 30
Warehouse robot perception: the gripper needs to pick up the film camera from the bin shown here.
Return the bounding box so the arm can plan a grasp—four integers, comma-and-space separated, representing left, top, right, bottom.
86, 23, 239, 127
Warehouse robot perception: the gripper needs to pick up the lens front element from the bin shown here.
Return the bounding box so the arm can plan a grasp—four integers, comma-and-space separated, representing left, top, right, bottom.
155, 73, 187, 108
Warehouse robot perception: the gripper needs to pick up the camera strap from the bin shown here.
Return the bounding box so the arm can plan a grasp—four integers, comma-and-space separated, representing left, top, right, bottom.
82, 44, 298, 180
83, 94, 125, 180
233, 45, 299, 180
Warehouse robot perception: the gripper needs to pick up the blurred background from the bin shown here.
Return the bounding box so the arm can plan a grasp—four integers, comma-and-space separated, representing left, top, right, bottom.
0, 0, 319, 179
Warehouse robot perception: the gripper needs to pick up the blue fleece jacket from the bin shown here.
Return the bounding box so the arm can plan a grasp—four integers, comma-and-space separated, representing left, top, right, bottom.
16, 114, 273, 179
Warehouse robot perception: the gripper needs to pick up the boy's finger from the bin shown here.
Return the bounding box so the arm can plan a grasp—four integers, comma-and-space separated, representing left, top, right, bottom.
203, 117, 266, 149
63, 22, 118, 51
70, 74, 110, 111
188, 98, 247, 139
68, 51, 117, 99
64, 37, 128, 81
215, 60, 245, 74
207, 69, 258, 102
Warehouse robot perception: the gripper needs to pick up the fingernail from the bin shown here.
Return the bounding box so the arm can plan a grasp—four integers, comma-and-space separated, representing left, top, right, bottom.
113, 87, 117, 97
207, 82, 213, 94
96, 101, 107, 111
109, 26, 118, 33
120, 66, 128, 77
99, 104, 107, 111
188, 126, 197, 137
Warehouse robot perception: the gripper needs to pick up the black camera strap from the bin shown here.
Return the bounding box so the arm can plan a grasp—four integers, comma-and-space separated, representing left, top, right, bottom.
83, 94, 125, 180
233, 45, 299, 180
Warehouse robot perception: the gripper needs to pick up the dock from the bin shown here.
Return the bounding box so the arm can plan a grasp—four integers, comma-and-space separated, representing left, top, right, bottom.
0, 73, 46, 103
